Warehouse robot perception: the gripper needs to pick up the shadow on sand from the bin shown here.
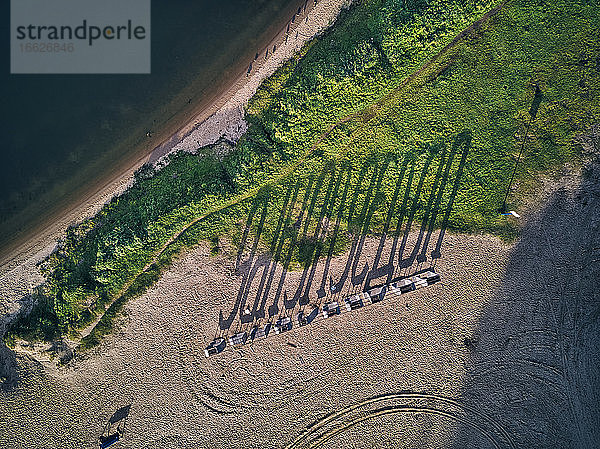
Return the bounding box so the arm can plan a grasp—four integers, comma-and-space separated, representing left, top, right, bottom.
448, 151, 600, 448
0, 337, 18, 392
219, 131, 472, 334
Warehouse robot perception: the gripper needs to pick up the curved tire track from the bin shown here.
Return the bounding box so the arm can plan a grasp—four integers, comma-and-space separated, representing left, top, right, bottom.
308, 406, 502, 449
285, 392, 516, 449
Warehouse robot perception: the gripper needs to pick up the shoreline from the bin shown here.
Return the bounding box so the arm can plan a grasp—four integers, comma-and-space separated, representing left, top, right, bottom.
0, 0, 349, 274
0, 0, 351, 321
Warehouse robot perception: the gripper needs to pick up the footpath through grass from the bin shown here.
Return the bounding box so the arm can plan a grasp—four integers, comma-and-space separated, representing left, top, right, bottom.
6, 0, 600, 349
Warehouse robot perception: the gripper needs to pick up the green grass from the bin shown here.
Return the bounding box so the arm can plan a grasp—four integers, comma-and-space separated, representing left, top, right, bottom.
6, 0, 599, 349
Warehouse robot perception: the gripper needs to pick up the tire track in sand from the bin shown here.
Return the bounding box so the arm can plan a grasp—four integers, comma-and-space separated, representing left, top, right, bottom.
307, 406, 501, 449
285, 392, 516, 449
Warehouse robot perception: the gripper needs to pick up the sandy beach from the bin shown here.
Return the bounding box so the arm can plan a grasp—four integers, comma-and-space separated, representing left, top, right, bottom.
0, 156, 597, 448
1, 2, 598, 447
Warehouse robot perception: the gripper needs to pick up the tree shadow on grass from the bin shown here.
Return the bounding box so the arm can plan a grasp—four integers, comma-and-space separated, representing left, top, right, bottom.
219, 170, 322, 330
293, 163, 344, 307
430, 130, 471, 263
364, 154, 412, 290
219, 190, 270, 331
218, 131, 472, 332
281, 164, 332, 311
349, 155, 394, 288
250, 181, 302, 320
402, 140, 450, 267
329, 161, 380, 296
365, 130, 470, 289
396, 150, 435, 270
315, 165, 354, 299
268, 174, 319, 318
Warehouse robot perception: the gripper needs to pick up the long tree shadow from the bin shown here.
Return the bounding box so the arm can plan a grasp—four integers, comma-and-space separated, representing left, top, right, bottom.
219, 190, 270, 331
330, 162, 380, 295
416, 136, 460, 264
293, 163, 344, 307
251, 180, 303, 320
431, 130, 471, 263
402, 140, 450, 267
364, 154, 411, 290
315, 165, 354, 299
270, 171, 320, 316
219, 131, 472, 332
349, 155, 393, 288
396, 150, 435, 269
286, 163, 337, 309
238, 181, 298, 324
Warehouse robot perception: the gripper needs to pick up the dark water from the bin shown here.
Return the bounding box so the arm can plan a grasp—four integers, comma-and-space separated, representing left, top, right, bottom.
0, 0, 305, 258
